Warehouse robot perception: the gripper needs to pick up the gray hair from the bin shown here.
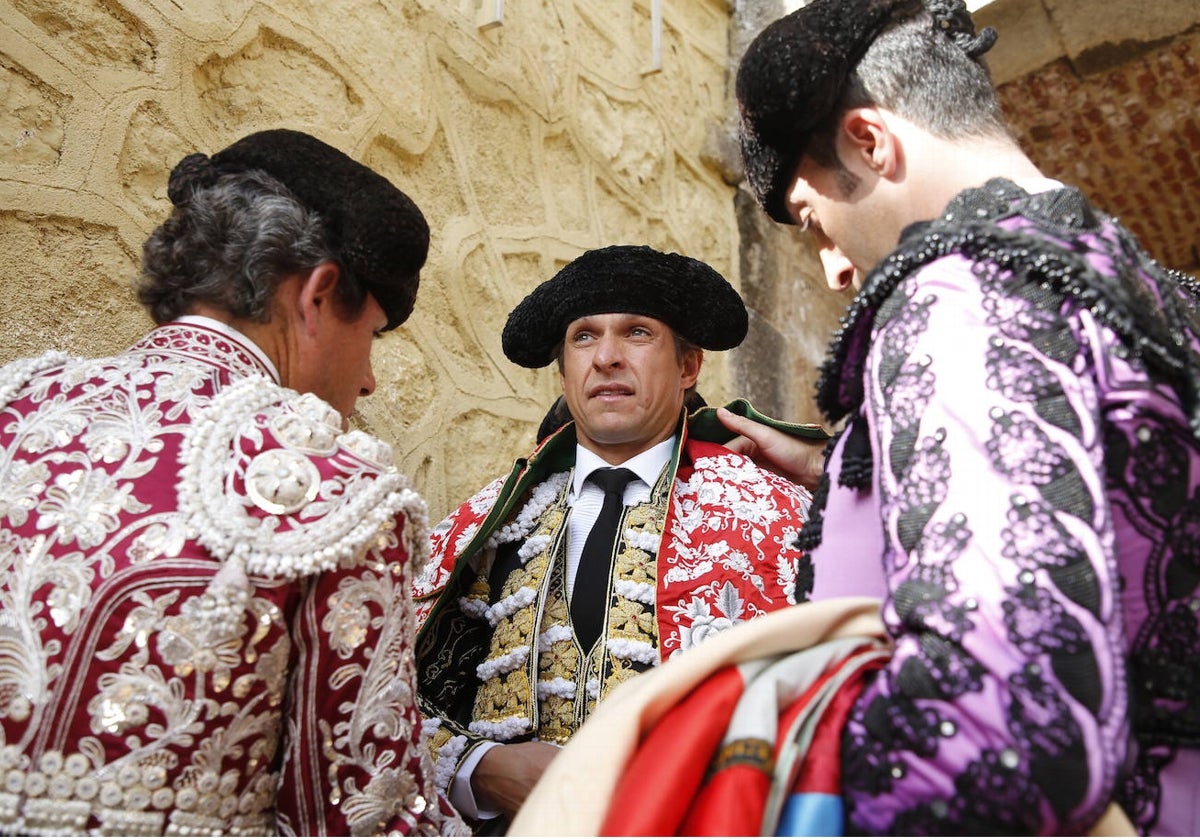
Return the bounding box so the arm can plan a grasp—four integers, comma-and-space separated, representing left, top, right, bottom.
137, 168, 354, 324
807, 8, 1010, 176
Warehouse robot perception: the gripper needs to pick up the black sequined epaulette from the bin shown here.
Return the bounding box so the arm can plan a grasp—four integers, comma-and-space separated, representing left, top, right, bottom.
837, 415, 874, 490
795, 467, 831, 553
815, 178, 1200, 438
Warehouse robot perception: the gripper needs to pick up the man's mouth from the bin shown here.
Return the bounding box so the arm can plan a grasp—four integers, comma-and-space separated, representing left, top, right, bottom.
589, 384, 633, 399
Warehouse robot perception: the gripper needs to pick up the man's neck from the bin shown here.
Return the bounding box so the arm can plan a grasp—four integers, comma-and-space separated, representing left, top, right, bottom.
909, 133, 1046, 220
573, 437, 675, 495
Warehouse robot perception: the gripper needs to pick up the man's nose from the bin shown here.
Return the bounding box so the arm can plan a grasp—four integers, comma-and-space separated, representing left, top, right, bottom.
593, 333, 625, 367
360, 365, 377, 397
818, 244, 857, 292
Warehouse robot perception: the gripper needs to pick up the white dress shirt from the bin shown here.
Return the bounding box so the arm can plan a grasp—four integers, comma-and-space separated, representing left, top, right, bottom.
564, 437, 674, 600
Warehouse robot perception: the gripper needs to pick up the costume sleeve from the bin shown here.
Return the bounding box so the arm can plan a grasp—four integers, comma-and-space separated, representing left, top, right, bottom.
419, 715, 496, 820
412, 477, 507, 630
411, 477, 513, 829
275, 506, 466, 836
841, 258, 1128, 834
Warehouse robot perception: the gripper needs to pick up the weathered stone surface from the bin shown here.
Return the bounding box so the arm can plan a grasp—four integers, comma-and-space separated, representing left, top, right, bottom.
0, 57, 67, 167
13, 0, 156, 72
0, 1, 762, 519
0, 211, 144, 360
7, 0, 1192, 520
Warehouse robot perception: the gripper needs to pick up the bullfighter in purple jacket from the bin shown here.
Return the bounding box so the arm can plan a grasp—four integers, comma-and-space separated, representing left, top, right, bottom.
723, 0, 1200, 833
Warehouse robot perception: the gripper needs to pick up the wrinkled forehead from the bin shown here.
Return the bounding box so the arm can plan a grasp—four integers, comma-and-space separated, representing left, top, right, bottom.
564, 311, 672, 333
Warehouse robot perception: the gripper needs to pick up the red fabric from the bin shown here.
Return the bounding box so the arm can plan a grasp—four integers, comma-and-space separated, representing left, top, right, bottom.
791, 659, 883, 797
681, 763, 772, 836
601, 665, 745, 835
681, 662, 845, 836
0, 324, 458, 835
599, 646, 887, 837
415, 433, 813, 657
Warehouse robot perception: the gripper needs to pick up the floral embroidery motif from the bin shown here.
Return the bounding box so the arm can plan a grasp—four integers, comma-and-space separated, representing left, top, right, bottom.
178, 378, 413, 582
823, 181, 1200, 835
0, 324, 464, 836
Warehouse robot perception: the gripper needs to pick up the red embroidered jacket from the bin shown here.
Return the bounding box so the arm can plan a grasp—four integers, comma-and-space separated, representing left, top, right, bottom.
0, 321, 465, 836
412, 411, 815, 823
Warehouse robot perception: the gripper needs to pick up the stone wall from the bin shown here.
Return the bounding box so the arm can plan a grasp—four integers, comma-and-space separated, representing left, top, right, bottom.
976, 0, 1200, 273
726, 0, 852, 428
1, 0, 815, 520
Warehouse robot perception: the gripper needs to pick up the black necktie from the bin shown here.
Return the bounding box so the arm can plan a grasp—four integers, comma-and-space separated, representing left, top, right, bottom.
572, 467, 637, 652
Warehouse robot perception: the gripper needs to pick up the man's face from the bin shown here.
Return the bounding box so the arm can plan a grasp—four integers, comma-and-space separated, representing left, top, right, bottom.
559, 313, 700, 465
306, 292, 386, 423
786, 151, 892, 292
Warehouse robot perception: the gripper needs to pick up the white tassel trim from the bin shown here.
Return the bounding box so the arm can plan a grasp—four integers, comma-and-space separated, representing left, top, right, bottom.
517, 534, 552, 563
488, 472, 570, 548
431, 733, 466, 795
606, 637, 658, 664
459, 595, 491, 620
537, 624, 573, 650
476, 645, 531, 680
613, 579, 655, 605
484, 586, 537, 626
536, 677, 576, 700
624, 529, 661, 553
469, 717, 532, 741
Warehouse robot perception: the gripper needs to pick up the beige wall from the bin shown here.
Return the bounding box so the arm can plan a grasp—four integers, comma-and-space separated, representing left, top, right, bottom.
0, 0, 773, 520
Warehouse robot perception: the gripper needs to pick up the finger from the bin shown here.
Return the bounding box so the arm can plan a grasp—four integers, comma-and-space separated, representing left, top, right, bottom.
715, 406, 756, 438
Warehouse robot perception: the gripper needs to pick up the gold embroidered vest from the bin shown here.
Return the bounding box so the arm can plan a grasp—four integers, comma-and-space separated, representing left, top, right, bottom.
464, 468, 671, 743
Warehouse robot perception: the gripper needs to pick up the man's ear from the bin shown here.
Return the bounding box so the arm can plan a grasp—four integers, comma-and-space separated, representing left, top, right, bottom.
841, 107, 900, 179
681, 348, 703, 389
296, 262, 342, 336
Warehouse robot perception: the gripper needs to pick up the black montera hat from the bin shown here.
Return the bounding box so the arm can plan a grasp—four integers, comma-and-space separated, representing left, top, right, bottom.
167, 129, 429, 330
502, 245, 748, 369
736, 0, 994, 225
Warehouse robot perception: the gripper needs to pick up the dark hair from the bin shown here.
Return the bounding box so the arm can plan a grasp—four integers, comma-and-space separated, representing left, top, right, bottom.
807, 7, 1010, 173
137, 168, 358, 324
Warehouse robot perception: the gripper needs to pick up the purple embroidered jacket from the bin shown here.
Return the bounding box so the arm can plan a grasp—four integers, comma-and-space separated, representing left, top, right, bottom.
805, 180, 1200, 835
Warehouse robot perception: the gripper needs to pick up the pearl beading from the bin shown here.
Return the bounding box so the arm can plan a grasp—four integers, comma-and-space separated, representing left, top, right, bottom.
177, 376, 416, 583
0, 352, 73, 411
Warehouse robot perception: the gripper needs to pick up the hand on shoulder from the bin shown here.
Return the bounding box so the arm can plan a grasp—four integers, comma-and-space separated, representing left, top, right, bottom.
717, 406, 828, 492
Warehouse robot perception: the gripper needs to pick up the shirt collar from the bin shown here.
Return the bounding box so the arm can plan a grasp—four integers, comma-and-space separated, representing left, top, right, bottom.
573, 436, 675, 496
1013, 176, 1065, 195
173, 315, 281, 383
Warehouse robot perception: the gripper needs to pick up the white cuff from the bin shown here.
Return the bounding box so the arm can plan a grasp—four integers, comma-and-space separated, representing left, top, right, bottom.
450, 741, 503, 821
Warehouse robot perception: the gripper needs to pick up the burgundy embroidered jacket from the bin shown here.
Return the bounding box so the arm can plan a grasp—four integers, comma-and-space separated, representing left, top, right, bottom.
0, 322, 465, 836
